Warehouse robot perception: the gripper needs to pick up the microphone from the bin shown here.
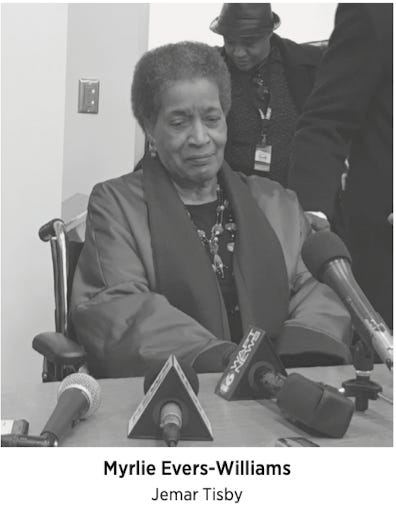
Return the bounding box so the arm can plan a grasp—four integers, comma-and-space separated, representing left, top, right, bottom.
128, 355, 213, 445
216, 327, 354, 437
40, 372, 101, 445
302, 231, 393, 372
248, 361, 354, 438
143, 362, 199, 447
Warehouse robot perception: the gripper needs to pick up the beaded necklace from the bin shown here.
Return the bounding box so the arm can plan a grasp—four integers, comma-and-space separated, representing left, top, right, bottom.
186, 185, 237, 279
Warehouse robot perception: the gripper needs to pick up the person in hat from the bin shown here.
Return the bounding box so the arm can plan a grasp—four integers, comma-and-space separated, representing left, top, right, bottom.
210, 3, 323, 187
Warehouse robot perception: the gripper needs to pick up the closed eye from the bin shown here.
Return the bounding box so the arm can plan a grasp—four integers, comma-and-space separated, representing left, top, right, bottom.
169, 118, 189, 128
205, 116, 221, 125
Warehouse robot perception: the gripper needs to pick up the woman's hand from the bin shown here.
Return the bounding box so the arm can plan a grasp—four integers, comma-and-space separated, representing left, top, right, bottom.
305, 212, 331, 232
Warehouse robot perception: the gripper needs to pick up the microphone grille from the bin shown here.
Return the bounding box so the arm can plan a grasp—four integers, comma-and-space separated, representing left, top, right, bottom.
302, 230, 352, 281
58, 372, 101, 417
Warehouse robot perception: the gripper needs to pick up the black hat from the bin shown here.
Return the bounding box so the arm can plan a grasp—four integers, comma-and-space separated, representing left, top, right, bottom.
210, 3, 280, 38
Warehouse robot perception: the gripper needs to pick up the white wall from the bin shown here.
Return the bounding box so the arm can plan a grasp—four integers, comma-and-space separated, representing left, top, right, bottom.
1, 4, 69, 389
62, 3, 149, 201
2, 3, 150, 390
275, 3, 337, 42
149, 3, 337, 48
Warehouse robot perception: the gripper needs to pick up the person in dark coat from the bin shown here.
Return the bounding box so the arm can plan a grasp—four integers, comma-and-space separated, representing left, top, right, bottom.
209, 3, 323, 186
288, 3, 393, 327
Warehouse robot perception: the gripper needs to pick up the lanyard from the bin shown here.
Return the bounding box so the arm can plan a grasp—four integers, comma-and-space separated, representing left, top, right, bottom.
252, 60, 272, 143
253, 80, 271, 144
258, 106, 271, 145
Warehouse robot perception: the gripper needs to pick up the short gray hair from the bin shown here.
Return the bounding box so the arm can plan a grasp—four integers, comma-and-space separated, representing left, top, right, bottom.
131, 41, 231, 131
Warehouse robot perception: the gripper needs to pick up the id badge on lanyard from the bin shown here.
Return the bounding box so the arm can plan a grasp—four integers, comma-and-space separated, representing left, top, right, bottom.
254, 107, 272, 173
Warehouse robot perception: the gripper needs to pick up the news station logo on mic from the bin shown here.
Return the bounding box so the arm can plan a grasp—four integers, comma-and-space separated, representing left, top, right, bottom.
218, 328, 262, 395
216, 327, 286, 400
219, 371, 236, 395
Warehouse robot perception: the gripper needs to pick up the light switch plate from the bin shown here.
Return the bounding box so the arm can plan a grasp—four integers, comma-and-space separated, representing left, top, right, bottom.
78, 79, 100, 114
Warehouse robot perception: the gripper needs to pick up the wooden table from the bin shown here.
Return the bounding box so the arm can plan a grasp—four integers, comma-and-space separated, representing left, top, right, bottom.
2, 365, 392, 446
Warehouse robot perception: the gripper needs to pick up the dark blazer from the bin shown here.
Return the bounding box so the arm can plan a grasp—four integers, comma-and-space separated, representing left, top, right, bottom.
71, 160, 351, 378
289, 3, 393, 221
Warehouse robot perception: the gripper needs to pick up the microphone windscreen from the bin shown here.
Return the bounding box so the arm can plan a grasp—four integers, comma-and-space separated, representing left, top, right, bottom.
58, 372, 101, 417
276, 373, 354, 438
301, 231, 352, 281
144, 361, 199, 395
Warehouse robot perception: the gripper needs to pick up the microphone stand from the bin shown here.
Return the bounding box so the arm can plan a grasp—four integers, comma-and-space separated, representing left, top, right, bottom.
341, 338, 383, 411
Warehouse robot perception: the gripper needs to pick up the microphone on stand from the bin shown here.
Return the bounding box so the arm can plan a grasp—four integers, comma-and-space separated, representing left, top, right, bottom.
128, 355, 213, 445
143, 362, 199, 447
247, 361, 354, 438
301, 231, 393, 372
215, 327, 355, 437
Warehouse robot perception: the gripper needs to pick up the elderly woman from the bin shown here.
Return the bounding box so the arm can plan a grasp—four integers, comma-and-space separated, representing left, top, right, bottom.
70, 41, 351, 378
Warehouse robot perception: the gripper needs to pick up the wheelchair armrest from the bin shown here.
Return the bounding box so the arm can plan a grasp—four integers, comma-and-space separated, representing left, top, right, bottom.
32, 332, 87, 366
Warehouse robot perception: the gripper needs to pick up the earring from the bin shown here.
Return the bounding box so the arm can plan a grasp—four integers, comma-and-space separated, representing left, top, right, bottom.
148, 140, 157, 158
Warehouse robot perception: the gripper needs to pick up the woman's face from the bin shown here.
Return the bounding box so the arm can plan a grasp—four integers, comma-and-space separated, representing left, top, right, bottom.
224, 34, 272, 71
149, 78, 227, 188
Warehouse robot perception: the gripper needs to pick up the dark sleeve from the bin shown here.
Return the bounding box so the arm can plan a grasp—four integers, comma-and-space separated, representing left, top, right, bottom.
288, 4, 385, 217
275, 191, 352, 364
247, 177, 352, 364
70, 183, 234, 378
